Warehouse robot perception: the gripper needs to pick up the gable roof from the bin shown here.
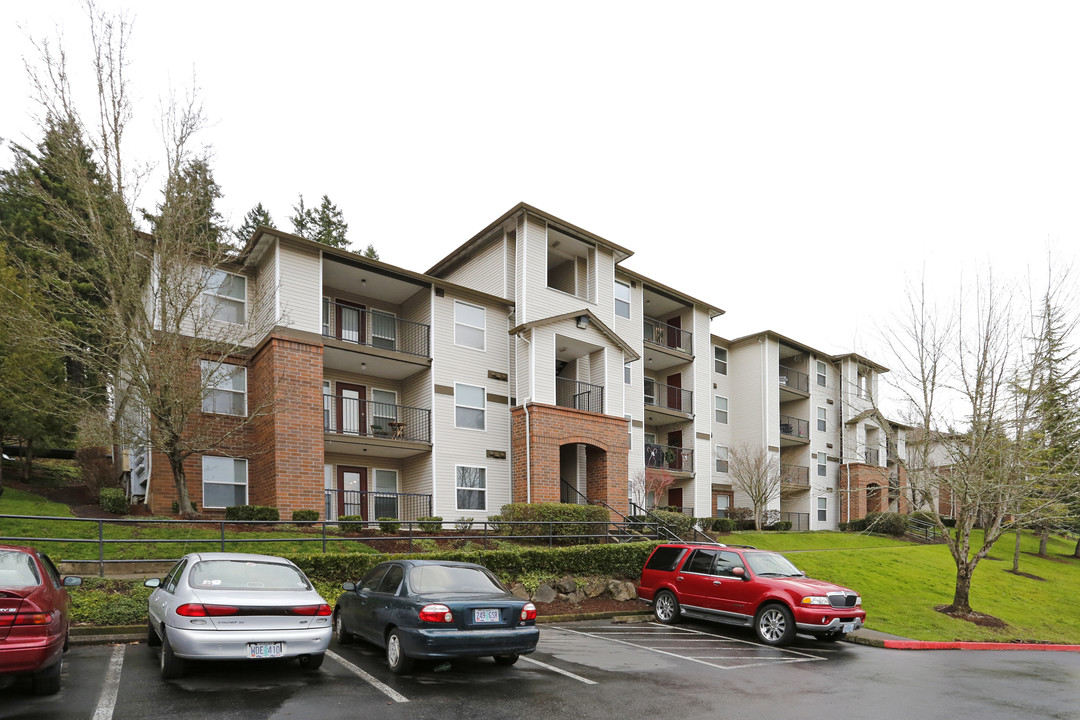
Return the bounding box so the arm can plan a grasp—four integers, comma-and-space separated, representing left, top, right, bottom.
508, 308, 641, 362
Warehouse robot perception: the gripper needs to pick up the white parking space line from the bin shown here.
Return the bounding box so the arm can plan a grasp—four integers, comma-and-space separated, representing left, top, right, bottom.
518, 656, 598, 685
326, 651, 409, 703
91, 645, 125, 720
642, 622, 825, 660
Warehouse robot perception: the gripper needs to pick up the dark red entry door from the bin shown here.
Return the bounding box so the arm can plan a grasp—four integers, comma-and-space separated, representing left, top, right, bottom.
337, 466, 368, 519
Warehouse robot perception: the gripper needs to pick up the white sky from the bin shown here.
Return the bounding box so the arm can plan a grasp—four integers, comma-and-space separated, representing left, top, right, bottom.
3, 1, 1079, 377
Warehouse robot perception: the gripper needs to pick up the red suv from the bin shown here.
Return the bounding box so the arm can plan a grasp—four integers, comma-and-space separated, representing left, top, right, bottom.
0, 545, 82, 695
637, 543, 865, 646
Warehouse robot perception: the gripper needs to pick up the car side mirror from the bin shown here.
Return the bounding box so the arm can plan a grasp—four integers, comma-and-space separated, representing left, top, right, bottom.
144, 578, 161, 588
732, 567, 747, 579
342, 582, 356, 592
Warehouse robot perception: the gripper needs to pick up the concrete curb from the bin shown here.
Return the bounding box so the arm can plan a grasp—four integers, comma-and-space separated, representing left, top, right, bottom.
881, 640, 1080, 652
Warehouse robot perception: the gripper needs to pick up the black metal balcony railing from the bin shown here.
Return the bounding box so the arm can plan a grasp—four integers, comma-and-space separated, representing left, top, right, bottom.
644, 443, 694, 473
781, 464, 810, 486
323, 395, 431, 443
644, 379, 693, 414
865, 448, 881, 465
555, 378, 605, 414
781, 512, 810, 531
779, 415, 809, 440
322, 300, 430, 358
778, 365, 809, 393
643, 316, 693, 354
324, 490, 432, 522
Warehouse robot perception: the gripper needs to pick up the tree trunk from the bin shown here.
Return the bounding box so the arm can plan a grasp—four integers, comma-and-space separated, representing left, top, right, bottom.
1073, 536, 1080, 558
1038, 531, 1048, 557
168, 454, 197, 518
948, 563, 973, 613
1011, 528, 1021, 573
22, 439, 33, 481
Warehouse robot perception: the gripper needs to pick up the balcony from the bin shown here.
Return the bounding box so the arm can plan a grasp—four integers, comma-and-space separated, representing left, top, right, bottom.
322, 301, 431, 379
781, 464, 810, 487
323, 395, 431, 458
644, 379, 693, 422
644, 443, 694, 474
556, 378, 605, 414
778, 365, 810, 400
324, 490, 432, 521
644, 316, 692, 353
779, 414, 809, 445
864, 448, 881, 465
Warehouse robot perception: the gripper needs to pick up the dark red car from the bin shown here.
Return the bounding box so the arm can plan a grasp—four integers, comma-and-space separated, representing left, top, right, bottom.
0, 545, 82, 694
637, 543, 865, 646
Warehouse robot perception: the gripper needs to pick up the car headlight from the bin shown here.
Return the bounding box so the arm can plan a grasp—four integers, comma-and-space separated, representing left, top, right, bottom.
855, 596, 862, 607
801, 596, 830, 606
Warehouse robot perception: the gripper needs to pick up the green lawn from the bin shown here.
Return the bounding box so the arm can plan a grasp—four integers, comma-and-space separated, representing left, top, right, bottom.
726, 531, 914, 551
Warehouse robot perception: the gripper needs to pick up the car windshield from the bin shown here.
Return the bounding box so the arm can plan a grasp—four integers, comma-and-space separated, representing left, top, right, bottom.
188, 560, 311, 591
744, 552, 802, 577
409, 565, 505, 594
0, 550, 40, 587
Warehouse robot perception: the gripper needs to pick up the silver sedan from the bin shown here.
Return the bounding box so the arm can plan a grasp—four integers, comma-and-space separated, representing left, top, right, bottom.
145, 552, 332, 679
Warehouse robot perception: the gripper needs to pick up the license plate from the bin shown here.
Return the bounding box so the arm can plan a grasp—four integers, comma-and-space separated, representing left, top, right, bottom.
843, 623, 855, 633
248, 642, 283, 659
474, 609, 501, 623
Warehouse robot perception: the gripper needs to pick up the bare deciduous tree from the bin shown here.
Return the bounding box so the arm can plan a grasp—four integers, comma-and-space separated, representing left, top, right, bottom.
728, 444, 782, 531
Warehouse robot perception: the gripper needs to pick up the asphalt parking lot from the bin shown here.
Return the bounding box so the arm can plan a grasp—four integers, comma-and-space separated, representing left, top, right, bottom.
4, 619, 1079, 720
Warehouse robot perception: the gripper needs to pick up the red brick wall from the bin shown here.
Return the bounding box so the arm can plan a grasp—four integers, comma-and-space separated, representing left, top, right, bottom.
510, 403, 630, 517
839, 463, 910, 523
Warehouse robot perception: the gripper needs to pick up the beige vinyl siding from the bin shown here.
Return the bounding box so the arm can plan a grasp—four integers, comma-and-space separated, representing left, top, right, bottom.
400, 287, 431, 327
728, 339, 767, 457
277, 243, 321, 332
521, 214, 602, 324
689, 306, 713, 515
505, 230, 516, 302
440, 232, 507, 299
401, 453, 433, 496
611, 272, 639, 342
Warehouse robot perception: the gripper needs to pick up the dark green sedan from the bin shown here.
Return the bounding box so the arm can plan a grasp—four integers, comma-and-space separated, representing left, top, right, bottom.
332, 560, 539, 674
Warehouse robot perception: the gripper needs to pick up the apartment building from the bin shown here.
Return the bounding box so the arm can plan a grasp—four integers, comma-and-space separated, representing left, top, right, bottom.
135, 202, 899, 530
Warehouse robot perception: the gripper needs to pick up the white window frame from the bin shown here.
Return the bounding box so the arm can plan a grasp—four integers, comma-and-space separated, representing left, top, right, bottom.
201, 456, 248, 509
624, 362, 631, 385
816, 361, 827, 387
714, 346, 728, 375
817, 452, 827, 477
817, 406, 827, 432
454, 300, 486, 351
201, 361, 247, 416
715, 445, 729, 474
455, 383, 486, 431
817, 496, 827, 522
202, 269, 246, 324
322, 297, 332, 336
614, 280, 631, 319
371, 388, 399, 430
714, 395, 728, 424
371, 309, 397, 350
454, 465, 487, 511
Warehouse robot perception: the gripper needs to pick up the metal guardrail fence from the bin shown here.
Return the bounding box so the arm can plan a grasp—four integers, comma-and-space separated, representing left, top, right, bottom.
643, 316, 693, 354
644, 379, 693, 414
555, 378, 605, 414
644, 443, 694, 472
780, 415, 809, 440
322, 301, 430, 357
322, 396, 432, 443
778, 365, 809, 393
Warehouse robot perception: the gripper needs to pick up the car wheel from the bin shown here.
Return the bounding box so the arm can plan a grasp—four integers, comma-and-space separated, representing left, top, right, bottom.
299, 653, 325, 671
334, 611, 352, 645
160, 631, 186, 679
147, 619, 162, 647
754, 604, 796, 646
653, 590, 681, 624
386, 629, 413, 675
493, 654, 519, 666
31, 658, 62, 696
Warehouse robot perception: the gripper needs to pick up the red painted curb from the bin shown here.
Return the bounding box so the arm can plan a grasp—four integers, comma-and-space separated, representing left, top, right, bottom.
883, 640, 1080, 652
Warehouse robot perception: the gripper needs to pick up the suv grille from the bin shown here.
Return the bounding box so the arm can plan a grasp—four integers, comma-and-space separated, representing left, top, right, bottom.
828, 592, 857, 608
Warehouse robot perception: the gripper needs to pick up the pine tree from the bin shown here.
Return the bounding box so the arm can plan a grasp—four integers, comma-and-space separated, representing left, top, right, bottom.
362, 243, 380, 260
143, 157, 229, 250
290, 194, 316, 240
232, 202, 273, 246
313, 194, 349, 249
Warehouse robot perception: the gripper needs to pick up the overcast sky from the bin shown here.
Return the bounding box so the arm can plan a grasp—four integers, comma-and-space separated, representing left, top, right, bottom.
3, 1, 1079, 375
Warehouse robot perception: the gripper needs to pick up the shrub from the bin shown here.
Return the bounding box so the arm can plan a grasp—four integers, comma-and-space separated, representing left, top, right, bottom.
838, 521, 850, 532
649, 509, 696, 537
225, 505, 280, 521
711, 517, 736, 533
171, 500, 197, 514
68, 578, 153, 626
455, 517, 474, 532
99, 487, 128, 515
861, 511, 909, 536
417, 516, 444, 533
769, 521, 793, 531
497, 503, 609, 543
292, 509, 319, 522
337, 515, 367, 532
77, 447, 116, 493
377, 517, 400, 534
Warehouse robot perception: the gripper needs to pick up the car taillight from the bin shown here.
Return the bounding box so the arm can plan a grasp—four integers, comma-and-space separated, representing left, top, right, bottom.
175, 604, 239, 617
13, 612, 53, 626
520, 603, 537, 621
418, 604, 453, 623
291, 604, 333, 616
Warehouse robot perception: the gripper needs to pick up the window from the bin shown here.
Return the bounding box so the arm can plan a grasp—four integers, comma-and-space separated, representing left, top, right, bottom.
374, 468, 399, 522
817, 452, 827, 477
716, 494, 731, 515
817, 496, 827, 522
624, 362, 631, 384
371, 310, 397, 350
713, 550, 744, 577
455, 383, 485, 430
625, 415, 632, 449
202, 270, 246, 324
322, 298, 332, 336
376, 565, 404, 594
202, 456, 248, 508
715, 445, 729, 473
817, 407, 827, 432
714, 346, 728, 375
684, 549, 717, 574
456, 466, 486, 510
371, 389, 398, 430
201, 361, 247, 416
816, 361, 827, 387
454, 301, 485, 350
614, 280, 631, 319
714, 396, 728, 424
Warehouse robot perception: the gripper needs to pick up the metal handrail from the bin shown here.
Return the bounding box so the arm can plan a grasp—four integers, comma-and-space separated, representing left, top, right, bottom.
643, 316, 693, 354
781, 464, 810, 486
778, 365, 810, 393
779, 415, 809, 439
555, 378, 605, 414
559, 481, 660, 541
644, 443, 694, 472
643, 379, 693, 414
322, 301, 430, 357
323, 395, 431, 443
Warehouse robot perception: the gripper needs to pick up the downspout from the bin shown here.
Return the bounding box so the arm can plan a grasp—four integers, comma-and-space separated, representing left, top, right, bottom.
519, 329, 533, 503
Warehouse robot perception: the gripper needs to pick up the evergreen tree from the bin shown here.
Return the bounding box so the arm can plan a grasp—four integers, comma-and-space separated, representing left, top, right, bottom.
143, 157, 229, 251
289, 193, 349, 248
290, 194, 316, 240
361, 243, 380, 260
232, 202, 273, 246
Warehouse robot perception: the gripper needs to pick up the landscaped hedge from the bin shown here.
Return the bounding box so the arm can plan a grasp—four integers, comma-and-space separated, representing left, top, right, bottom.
492, 503, 610, 542
417, 516, 444, 532
848, 511, 909, 536
286, 540, 664, 584
225, 505, 280, 521
292, 509, 320, 522
648, 509, 696, 536
711, 517, 736, 532
69, 578, 153, 626
377, 517, 401, 534
99, 488, 129, 515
